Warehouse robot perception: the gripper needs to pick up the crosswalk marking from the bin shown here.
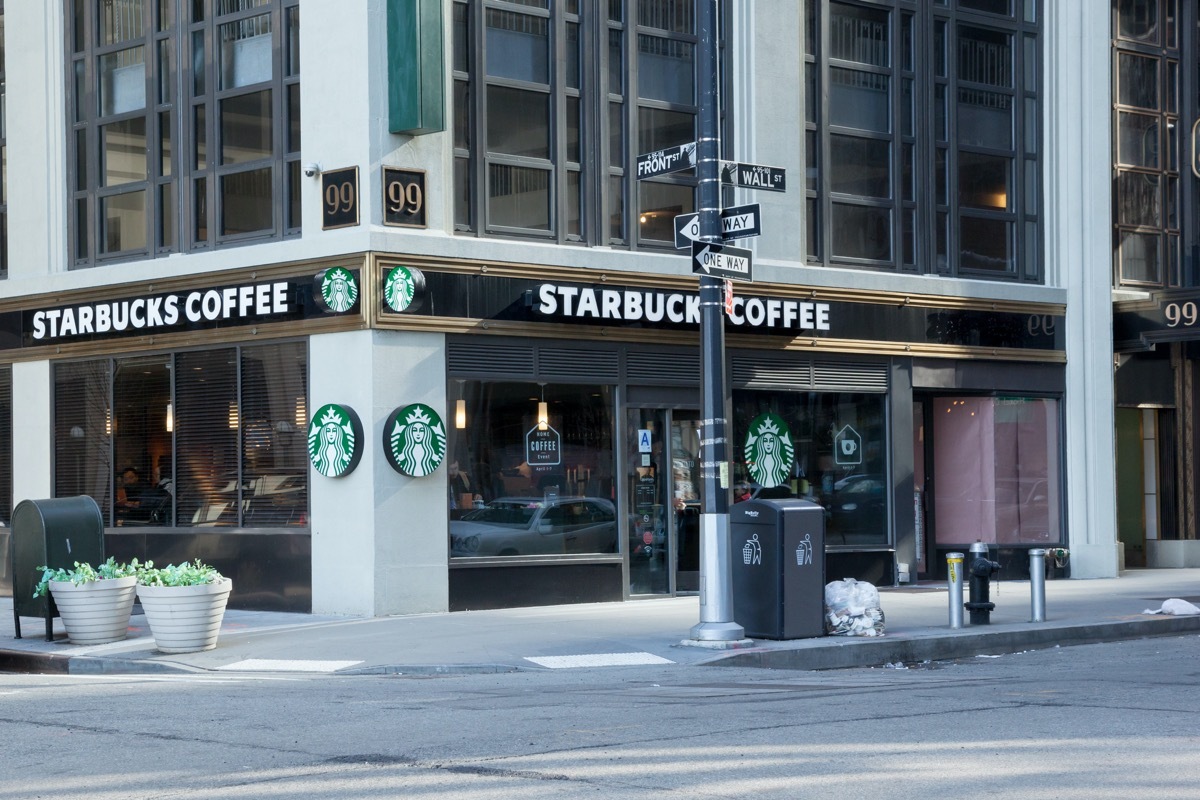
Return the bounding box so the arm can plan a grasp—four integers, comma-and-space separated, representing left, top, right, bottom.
524, 652, 675, 669
218, 658, 363, 673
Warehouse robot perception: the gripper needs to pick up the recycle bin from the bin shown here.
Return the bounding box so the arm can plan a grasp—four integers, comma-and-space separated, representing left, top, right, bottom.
9, 496, 106, 640
731, 498, 826, 639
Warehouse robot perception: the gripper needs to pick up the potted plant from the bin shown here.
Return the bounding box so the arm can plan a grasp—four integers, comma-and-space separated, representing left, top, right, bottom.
135, 560, 232, 653
33, 557, 140, 645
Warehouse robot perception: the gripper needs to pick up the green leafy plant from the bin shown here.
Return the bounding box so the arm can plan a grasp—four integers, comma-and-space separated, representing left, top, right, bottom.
136, 559, 224, 587
32, 557, 143, 598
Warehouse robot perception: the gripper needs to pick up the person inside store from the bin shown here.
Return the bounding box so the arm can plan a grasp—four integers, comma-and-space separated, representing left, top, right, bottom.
448, 461, 481, 515
115, 467, 150, 524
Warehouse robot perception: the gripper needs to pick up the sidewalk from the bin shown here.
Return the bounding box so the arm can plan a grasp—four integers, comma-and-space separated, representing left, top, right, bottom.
2, 569, 1198, 676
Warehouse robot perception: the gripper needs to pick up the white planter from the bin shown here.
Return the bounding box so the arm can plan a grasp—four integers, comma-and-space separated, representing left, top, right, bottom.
49, 576, 138, 645
136, 578, 233, 654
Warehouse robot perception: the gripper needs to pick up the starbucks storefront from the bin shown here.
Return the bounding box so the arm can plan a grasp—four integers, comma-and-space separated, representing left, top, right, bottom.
385, 256, 1068, 611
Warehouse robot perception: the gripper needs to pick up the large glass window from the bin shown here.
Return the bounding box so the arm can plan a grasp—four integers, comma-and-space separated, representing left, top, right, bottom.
447, 381, 617, 558
1112, 0, 1179, 288
66, 0, 300, 266
733, 389, 889, 546
932, 396, 1061, 546
454, 0, 698, 248
807, 0, 1041, 280
52, 342, 308, 528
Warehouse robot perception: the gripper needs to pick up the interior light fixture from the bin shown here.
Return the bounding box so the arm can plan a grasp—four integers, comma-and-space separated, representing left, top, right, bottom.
105, 408, 112, 436
295, 396, 306, 428
537, 383, 548, 431
228, 401, 240, 430
166, 402, 174, 433
455, 380, 467, 429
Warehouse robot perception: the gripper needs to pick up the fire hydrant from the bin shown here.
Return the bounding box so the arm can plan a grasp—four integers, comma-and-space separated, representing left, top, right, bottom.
964, 541, 1001, 624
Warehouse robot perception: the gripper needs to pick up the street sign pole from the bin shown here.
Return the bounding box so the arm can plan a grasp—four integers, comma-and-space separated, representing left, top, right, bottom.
689, 0, 745, 645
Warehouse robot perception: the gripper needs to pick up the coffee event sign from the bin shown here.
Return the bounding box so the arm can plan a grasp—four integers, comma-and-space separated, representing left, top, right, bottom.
4, 270, 361, 350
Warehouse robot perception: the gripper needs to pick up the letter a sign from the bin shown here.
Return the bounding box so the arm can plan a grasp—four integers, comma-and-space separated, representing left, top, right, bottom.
638, 429, 653, 453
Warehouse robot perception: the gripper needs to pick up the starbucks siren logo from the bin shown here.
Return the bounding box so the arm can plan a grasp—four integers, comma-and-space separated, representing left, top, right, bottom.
319, 267, 359, 313
384, 403, 447, 477
307, 403, 364, 478
384, 266, 419, 312
744, 412, 795, 488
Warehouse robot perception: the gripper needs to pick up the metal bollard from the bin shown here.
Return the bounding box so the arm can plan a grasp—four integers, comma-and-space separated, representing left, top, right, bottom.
947, 552, 965, 629
1029, 548, 1046, 622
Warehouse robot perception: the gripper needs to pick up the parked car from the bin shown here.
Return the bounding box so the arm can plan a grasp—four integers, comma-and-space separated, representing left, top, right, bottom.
450, 497, 618, 556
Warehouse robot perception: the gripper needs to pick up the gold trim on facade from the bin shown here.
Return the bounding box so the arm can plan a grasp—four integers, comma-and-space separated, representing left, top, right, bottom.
369, 252, 1067, 317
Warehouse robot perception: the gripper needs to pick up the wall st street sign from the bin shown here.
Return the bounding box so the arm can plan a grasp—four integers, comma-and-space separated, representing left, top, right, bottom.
719, 160, 787, 192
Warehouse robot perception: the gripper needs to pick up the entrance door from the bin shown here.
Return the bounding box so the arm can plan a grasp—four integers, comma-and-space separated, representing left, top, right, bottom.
625, 408, 702, 595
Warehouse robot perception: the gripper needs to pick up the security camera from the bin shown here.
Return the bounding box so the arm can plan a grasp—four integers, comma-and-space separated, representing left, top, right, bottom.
303, 163, 321, 178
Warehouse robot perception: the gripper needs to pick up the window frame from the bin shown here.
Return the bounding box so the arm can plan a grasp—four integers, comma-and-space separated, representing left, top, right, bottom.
65, 0, 300, 269
806, 0, 1043, 281
453, 0, 711, 250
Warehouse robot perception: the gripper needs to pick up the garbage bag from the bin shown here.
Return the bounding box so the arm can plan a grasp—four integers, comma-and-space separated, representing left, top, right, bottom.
1143, 598, 1200, 616
824, 578, 885, 636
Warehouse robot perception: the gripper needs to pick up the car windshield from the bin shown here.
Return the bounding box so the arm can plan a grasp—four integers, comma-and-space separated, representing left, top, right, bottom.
460, 501, 541, 527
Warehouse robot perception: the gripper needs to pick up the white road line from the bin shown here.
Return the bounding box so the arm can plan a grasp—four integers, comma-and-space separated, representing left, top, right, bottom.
218, 659, 363, 673
524, 652, 675, 669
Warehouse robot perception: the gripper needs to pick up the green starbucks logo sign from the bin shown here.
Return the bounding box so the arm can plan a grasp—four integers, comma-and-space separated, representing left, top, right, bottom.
307, 403, 364, 478
384, 266, 420, 312
744, 412, 794, 488
318, 267, 359, 313
384, 403, 447, 477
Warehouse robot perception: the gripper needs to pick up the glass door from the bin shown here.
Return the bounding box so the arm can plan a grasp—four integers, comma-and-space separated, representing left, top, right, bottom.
670, 410, 702, 593
625, 407, 702, 596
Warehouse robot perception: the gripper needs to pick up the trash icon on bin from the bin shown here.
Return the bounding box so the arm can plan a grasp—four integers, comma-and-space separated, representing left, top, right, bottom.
743, 534, 762, 565
796, 533, 813, 566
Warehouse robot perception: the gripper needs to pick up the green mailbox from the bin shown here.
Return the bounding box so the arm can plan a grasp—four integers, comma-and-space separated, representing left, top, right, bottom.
10, 496, 105, 641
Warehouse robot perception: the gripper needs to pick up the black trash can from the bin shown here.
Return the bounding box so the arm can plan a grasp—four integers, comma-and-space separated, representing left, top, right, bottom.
9, 496, 106, 640
731, 498, 826, 639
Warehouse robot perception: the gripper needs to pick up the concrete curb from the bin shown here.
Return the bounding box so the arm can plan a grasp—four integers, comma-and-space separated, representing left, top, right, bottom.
701, 615, 1200, 671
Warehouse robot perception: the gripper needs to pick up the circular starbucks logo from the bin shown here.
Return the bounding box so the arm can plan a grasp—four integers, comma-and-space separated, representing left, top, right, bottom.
307, 403, 364, 478
383, 266, 424, 312
316, 267, 359, 313
744, 412, 794, 489
384, 403, 447, 477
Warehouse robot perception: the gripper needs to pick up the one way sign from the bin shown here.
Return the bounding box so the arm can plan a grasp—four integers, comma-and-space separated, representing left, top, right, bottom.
673, 203, 762, 249
692, 240, 753, 282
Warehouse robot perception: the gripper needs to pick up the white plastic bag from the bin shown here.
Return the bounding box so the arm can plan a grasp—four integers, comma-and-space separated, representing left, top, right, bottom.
824, 578, 885, 636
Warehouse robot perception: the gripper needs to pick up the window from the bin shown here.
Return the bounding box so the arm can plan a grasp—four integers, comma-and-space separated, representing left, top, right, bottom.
66, 0, 300, 266
53, 341, 308, 528
453, 0, 699, 247
806, 0, 1041, 280
1112, 0, 1179, 288
932, 396, 1061, 545
733, 389, 889, 546
0, 366, 10, 526
447, 381, 617, 558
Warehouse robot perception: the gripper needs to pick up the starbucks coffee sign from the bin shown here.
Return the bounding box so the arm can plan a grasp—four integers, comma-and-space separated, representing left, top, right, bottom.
744, 412, 794, 488
307, 403, 364, 478
383, 266, 426, 313
384, 403, 447, 477
315, 267, 360, 313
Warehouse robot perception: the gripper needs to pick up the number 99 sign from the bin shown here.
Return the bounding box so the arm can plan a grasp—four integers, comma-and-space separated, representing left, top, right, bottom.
320, 167, 360, 230
1165, 301, 1199, 328
383, 167, 427, 228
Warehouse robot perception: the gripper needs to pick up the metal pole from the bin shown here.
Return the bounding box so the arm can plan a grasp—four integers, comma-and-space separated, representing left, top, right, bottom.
947, 552, 964, 629
689, 0, 744, 643
1029, 548, 1046, 622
